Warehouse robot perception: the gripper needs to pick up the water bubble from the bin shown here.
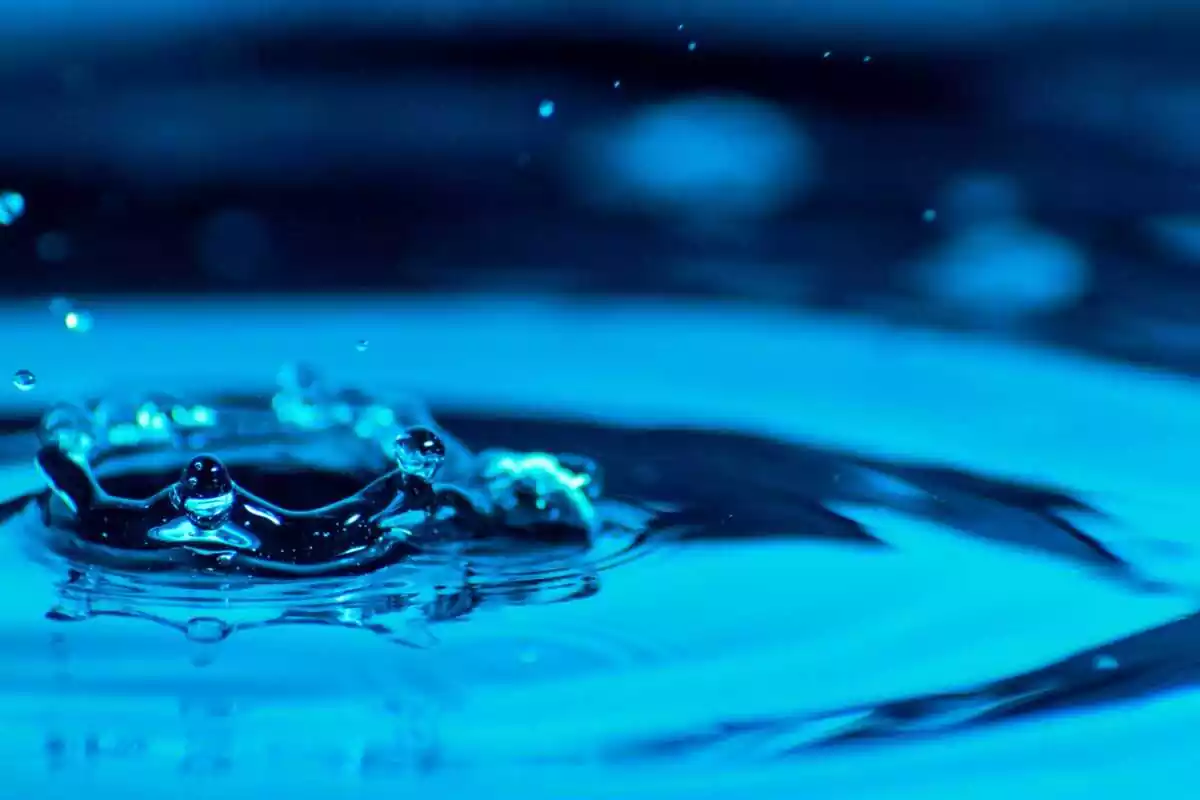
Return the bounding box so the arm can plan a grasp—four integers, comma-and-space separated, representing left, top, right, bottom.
923, 208, 938, 223
688, 41, 697, 51
185, 617, 232, 644
64, 309, 93, 332
0, 191, 25, 225
175, 455, 235, 529
12, 369, 36, 391
393, 426, 446, 480
355, 339, 369, 352
538, 99, 555, 118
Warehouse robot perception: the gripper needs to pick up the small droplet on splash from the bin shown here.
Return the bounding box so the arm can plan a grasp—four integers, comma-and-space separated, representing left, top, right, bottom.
64, 309, 93, 332
923, 208, 938, 223
185, 617, 232, 644
393, 426, 446, 480
12, 369, 36, 391
862, 55, 872, 63
538, 99, 555, 118
677, 23, 684, 31
823, 51, 832, 59
355, 339, 370, 352
0, 191, 25, 225
688, 41, 697, 51
174, 455, 235, 529
613, 80, 621, 89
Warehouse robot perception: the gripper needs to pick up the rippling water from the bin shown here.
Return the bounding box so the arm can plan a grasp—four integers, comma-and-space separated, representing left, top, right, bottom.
2, 298, 1199, 798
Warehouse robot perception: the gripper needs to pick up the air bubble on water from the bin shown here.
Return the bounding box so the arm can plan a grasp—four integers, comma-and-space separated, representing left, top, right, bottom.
0, 191, 25, 225
185, 617, 232, 644
174, 455, 235, 529
392, 426, 446, 480
688, 41, 697, 51
12, 369, 36, 391
923, 208, 938, 223
538, 99, 555, 118
65, 309, 93, 332
355, 339, 369, 352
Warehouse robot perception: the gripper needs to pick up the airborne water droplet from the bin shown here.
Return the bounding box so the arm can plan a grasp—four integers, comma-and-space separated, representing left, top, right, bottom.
923, 208, 938, 223
65, 309, 93, 332
538, 99, 555, 118
0, 191, 25, 225
12, 369, 36, 391
392, 426, 446, 480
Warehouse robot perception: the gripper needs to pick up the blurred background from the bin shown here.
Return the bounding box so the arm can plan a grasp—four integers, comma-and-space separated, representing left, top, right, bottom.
1, 0, 1199, 372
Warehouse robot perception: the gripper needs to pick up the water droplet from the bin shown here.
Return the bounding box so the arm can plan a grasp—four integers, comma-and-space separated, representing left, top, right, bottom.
538, 99, 555, 118
175, 455, 235, 529
355, 339, 369, 352
1093, 654, 1119, 671
923, 208, 938, 223
677, 23, 684, 31
39, 403, 96, 457
185, 617, 232, 644
862, 55, 872, 63
823, 51, 832, 59
0, 191, 25, 225
64, 309, 93, 332
613, 80, 621, 89
13, 369, 36, 391
393, 426, 446, 480
688, 41, 697, 51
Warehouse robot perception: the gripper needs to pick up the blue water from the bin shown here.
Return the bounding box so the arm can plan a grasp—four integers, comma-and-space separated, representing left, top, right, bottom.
2, 297, 1198, 797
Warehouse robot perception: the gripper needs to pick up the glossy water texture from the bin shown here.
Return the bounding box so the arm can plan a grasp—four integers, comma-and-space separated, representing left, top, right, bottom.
2, 299, 1199, 799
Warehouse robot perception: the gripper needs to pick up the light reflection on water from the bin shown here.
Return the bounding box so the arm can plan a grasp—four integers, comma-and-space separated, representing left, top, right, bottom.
2, 298, 1200, 797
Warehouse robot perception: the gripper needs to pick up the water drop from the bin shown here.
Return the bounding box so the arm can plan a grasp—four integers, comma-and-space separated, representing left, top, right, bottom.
923, 208, 938, 223
538, 99, 555, 118
185, 617, 232, 644
823, 51, 832, 59
355, 339, 369, 352
13, 369, 36, 391
677, 23, 684, 31
688, 41, 697, 51
0, 191, 25, 225
863, 55, 872, 63
174, 455, 235, 529
64, 309, 93, 332
613, 80, 621, 89
1093, 654, 1119, 671
393, 426, 446, 480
